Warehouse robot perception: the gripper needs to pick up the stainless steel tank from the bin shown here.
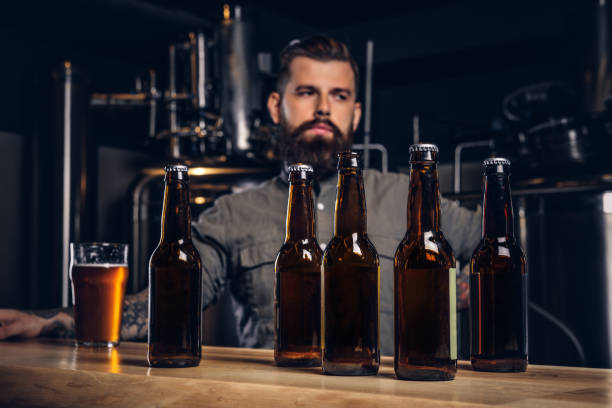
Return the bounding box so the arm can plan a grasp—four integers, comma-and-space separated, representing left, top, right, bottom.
218, 5, 260, 156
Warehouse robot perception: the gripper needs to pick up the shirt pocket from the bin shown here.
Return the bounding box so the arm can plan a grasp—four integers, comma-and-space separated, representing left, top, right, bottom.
236, 241, 281, 318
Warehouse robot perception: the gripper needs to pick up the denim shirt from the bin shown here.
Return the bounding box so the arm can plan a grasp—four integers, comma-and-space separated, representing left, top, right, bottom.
192, 169, 481, 355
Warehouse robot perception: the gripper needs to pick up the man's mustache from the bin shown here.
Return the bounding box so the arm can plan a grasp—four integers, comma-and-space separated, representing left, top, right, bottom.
291, 118, 343, 140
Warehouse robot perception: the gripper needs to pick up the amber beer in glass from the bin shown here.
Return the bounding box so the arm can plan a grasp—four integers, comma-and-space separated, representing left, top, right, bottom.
394, 143, 457, 381
274, 164, 322, 367
148, 165, 203, 367
470, 158, 527, 372
70, 242, 129, 347
323, 151, 380, 376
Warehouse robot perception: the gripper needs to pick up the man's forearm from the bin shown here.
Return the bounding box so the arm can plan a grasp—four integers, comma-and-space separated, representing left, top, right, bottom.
26, 289, 149, 341
121, 289, 148, 341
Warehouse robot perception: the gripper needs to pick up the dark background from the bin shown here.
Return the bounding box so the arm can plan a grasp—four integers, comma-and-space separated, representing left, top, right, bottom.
1, 0, 608, 367
0, 0, 586, 164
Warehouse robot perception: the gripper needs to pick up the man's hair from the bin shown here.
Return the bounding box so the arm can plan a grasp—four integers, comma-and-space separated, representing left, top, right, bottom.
277, 36, 360, 98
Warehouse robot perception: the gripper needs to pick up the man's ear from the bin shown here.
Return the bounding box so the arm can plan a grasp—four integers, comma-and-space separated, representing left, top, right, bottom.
352, 101, 362, 132
267, 92, 281, 124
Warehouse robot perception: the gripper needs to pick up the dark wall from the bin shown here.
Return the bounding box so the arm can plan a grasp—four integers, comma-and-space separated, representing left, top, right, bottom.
0, 132, 27, 308
333, 0, 583, 168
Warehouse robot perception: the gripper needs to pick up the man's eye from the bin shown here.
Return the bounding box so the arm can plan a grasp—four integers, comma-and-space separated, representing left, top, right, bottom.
297, 90, 314, 96
335, 93, 349, 101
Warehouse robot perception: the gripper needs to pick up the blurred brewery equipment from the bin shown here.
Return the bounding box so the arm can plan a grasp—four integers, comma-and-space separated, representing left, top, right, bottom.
53, 5, 280, 346
449, 1, 612, 368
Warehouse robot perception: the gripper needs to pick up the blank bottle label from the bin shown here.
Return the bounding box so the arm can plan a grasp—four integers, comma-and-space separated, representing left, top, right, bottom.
449, 267, 457, 360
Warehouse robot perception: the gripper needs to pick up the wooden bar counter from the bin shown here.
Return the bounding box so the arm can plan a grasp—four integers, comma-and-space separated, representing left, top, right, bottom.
0, 339, 610, 407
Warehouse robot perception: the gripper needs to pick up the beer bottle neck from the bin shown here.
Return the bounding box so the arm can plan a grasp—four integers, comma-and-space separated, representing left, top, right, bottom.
286, 181, 316, 241
161, 179, 192, 243
483, 173, 514, 239
407, 162, 441, 236
334, 169, 367, 236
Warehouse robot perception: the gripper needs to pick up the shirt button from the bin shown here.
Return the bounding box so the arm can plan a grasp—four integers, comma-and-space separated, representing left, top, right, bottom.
317, 202, 325, 211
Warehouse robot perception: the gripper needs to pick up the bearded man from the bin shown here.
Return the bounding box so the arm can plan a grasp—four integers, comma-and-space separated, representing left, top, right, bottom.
0, 36, 480, 356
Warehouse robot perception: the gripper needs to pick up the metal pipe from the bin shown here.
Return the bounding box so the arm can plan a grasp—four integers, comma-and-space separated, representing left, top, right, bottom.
169, 44, 178, 133
529, 302, 586, 366
61, 61, 72, 308
363, 40, 374, 170
90, 92, 149, 106
196, 32, 207, 109
413, 115, 420, 144
453, 140, 493, 194
131, 174, 158, 293
149, 69, 157, 139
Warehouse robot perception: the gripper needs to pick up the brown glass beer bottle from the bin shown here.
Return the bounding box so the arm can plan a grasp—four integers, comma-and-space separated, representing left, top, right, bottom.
148, 165, 203, 367
470, 158, 527, 372
274, 164, 322, 367
394, 143, 457, 381
322, 151, 380, 376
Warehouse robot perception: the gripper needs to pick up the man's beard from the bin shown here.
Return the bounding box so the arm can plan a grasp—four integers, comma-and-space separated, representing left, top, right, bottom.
278, 116, 353, 180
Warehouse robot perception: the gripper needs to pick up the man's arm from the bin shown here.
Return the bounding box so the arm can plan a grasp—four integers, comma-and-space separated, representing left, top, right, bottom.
30, 307, 76, 338
441, 197, 482, 263
192, 197, 233, 309
0, 289, 149, 341
0, 307, 74, 340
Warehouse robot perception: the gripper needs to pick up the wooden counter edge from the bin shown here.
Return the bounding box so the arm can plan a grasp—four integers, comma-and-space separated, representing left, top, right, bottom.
0, 362, 492, 408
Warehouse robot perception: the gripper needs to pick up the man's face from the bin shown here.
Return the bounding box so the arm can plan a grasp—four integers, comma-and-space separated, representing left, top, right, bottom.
267, 56, 362, 179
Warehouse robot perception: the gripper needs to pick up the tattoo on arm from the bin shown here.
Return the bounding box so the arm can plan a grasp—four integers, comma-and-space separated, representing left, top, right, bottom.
28, 307, 76, 338
24, 290, 149, 342
121, 288, 149, 341
42, 319, 76, 339
29, 307, 73, 320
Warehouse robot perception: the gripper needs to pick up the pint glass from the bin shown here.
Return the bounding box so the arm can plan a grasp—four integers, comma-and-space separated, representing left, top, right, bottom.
70, 243, 129, 347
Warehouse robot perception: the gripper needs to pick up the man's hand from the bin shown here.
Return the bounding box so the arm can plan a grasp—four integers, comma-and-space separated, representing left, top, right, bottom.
0, 308, 75, 340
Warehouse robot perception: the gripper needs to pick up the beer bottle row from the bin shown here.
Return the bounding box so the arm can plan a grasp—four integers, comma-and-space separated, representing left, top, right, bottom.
142, 145, 527, 377
274, 144, 528, 380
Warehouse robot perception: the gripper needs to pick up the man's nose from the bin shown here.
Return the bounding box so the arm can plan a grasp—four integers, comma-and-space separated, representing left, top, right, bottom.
315, 95, 330, 118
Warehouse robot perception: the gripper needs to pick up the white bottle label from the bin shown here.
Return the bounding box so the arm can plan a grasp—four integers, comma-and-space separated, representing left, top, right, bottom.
449, 267, 457, 360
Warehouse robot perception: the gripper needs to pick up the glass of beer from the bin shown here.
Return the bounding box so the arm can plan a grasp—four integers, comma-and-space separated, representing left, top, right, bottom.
70, 243, 129, 347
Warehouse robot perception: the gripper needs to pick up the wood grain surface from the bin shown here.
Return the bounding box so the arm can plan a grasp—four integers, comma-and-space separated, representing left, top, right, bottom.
0, 339, 610, 407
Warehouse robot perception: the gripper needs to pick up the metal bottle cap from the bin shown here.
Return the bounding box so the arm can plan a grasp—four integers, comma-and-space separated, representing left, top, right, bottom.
409, 143, 439, 153
288, 163, 314, 182
483, 158, 511, 167
409, 143, 439, 163
483, 157, 511, 175
164, 165, 189, 172
288, 163, 314, 173
164, 165, 189, 181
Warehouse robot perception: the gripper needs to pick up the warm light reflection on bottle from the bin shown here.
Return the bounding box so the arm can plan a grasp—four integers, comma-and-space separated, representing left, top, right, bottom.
351, 233, 362, 256
223, 4, 230, 21
424, 231, 439, 254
